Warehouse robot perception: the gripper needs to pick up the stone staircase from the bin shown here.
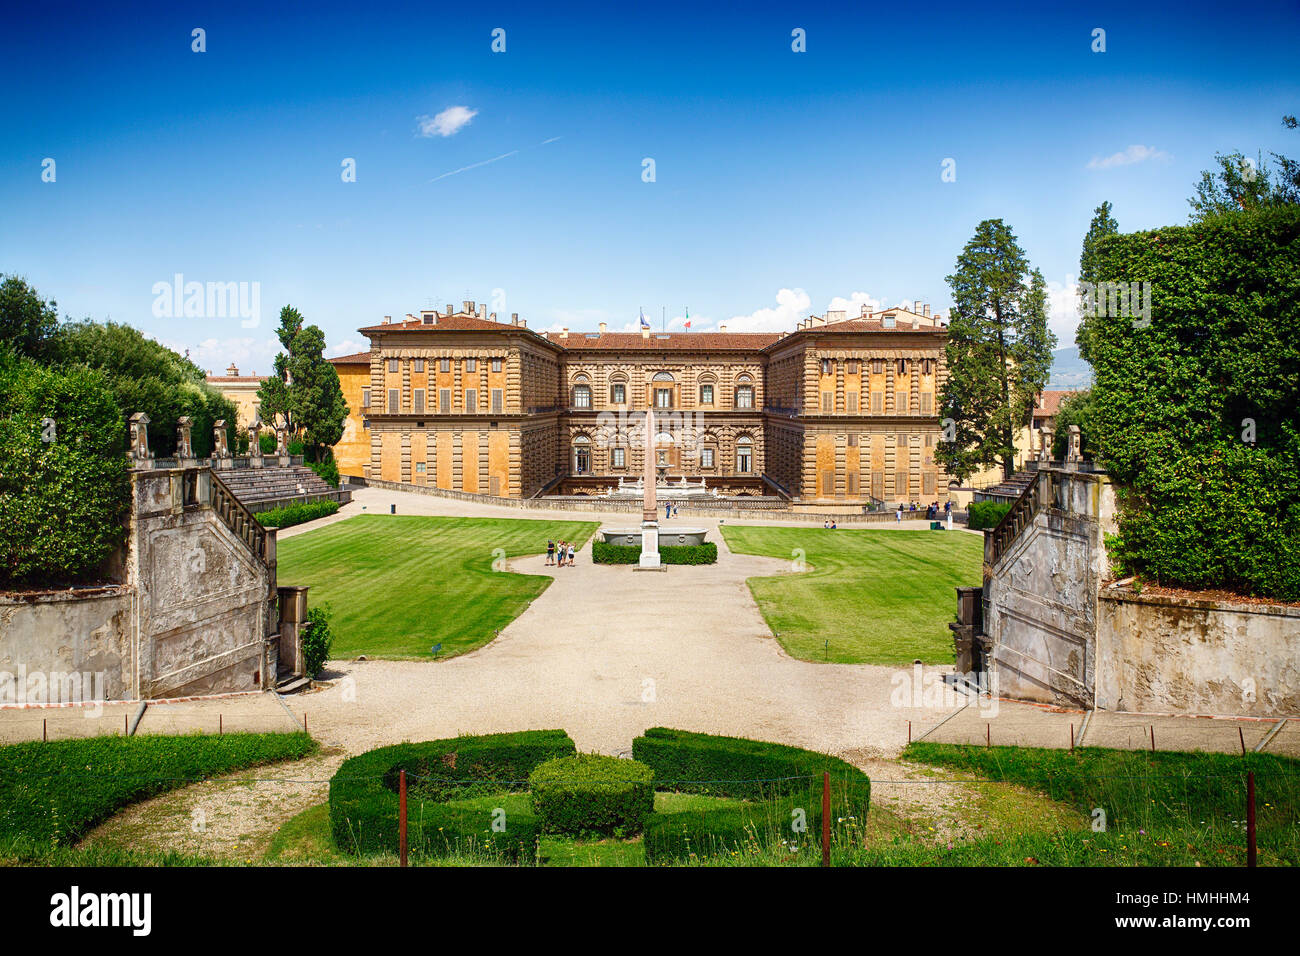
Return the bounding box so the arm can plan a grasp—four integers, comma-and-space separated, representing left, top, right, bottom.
973, 468, 1037, 505
215, 464, 351, 514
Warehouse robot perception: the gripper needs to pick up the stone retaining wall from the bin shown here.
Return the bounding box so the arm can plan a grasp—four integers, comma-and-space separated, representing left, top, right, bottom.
1096, 591, 1300, 717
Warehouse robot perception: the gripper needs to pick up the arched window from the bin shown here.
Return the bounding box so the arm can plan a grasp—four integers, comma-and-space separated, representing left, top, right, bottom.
735, 436, 753, 473
652, 371, 675, 382
735, 383, 754, 409
572, 436, 591, 474
609, 374, 627, 405
573, 384, 592, 408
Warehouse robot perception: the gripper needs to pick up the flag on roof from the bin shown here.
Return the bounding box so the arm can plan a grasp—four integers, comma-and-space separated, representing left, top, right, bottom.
639, 307, 650, 329
684, 307, 690, 330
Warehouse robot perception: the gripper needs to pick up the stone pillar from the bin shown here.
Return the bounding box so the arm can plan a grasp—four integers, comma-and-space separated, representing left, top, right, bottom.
1039, 426, 1054, 462
175, 415, 194, 462
1067, 424, 1082, 464
275, 424, 291, 466
276, 585, 310, 679
128, 412, 154, 469
212, 419, 232, 468
248, 419, 264, 468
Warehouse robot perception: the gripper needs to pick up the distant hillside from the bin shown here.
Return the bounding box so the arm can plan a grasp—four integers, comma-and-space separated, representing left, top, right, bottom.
1048, 346, 1092, 389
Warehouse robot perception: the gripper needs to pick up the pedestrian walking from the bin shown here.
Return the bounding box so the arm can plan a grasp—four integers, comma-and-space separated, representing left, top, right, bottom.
896, 506, 903, 523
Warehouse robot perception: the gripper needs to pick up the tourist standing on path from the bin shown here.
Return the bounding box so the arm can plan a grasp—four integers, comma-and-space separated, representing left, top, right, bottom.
546, 540, 555, 566
567, 542, 576, 566
896, 506, 903, 523
556, 541, 566, 567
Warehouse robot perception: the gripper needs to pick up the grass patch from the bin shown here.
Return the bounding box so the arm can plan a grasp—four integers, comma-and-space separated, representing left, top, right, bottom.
719, 524, 983, 664
874, 743, 1300, 866
276, 515, 598, 658
0, 732, 316, 855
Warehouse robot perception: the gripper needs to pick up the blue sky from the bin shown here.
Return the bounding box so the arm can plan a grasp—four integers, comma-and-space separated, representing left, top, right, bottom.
2, 0, 1297, 375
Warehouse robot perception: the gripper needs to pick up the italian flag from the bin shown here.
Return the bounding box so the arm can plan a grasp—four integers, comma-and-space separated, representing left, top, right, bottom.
684, 307, 690, 330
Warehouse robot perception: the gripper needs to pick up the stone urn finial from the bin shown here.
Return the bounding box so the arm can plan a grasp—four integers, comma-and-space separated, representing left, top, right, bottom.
176, 415, 194, 460
128, 412, 153, 467
212, 419, 231, 459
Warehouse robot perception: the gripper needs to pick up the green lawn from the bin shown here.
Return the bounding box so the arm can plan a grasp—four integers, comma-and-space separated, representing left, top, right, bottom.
720, 524, 983, 665
276, 515, 598, 659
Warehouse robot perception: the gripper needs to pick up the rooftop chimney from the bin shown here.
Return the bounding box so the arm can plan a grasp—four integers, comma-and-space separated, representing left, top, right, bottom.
641, 326, 650, 339
511, 312, 519, 325
561, 327, 569, 339
489, 312, 497, 321
599, 322, 607, 334
463, 300, 474, 314
718, 324, 727, 333
519, 317, 526, 327
477, 303, 485, 319
923, 304, 930, 317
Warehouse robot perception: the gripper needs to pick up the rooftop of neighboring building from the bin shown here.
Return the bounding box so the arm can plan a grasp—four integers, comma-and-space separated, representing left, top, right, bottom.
1034, 389, 1082, 418
205, 363, 262, 384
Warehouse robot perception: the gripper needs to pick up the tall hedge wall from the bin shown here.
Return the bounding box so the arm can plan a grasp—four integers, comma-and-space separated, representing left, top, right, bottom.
1085, 206, 1300, 599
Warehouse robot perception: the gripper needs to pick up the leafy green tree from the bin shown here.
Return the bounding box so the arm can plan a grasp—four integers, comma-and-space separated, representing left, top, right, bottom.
257, 306, 348, 462
49, 321, 237, 457
0, 348, 129, 585
0, 275, 59, 360
1189, 113, 1298, 220
936, 219, 1057, 481
1076, 202, 1119, 364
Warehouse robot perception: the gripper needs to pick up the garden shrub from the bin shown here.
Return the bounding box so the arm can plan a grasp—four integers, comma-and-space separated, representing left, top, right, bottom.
48, 320, 237, 458
632, 728, 871, 862
1084, 206, 1300, 599
255, 499, 340, 528
301, 603, 334, 677
0, 350, 130, 586
0, 732, 315, 850
329, 730, 576, 860
307, 454, 340, 488
529, 754, 654, 837
967, 500, 1013, 530
592, 541, 718, 564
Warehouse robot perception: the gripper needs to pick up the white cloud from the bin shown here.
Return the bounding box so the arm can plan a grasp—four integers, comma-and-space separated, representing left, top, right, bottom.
328, 339, 368, 357
825, 291, 885, 318
1087, 145, 1170, 170
417, 105, 478, 138
1044, 275, 1082, 345
723, 288, 812, 332
152, 334, 280, 377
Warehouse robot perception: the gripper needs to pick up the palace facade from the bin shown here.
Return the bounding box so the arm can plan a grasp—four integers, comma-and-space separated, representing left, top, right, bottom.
329, 300, 954, 504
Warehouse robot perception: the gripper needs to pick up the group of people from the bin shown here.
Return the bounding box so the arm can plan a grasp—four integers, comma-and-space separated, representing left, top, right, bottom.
896, 500, 952, 522
663, 502, 680, 519
546, 540, 577, 567
822, 518, 839, 529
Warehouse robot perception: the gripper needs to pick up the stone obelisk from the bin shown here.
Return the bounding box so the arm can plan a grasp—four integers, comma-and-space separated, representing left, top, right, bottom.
638, 407, 661, 569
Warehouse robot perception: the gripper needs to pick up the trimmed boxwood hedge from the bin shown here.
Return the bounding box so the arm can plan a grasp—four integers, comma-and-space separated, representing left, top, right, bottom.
255, 499, 340, 528
328, 730, 575, 861
529, 754, 655, 837
632, 728, 871, 862
967, 500, 1013, 530
592, 541, 718, 564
